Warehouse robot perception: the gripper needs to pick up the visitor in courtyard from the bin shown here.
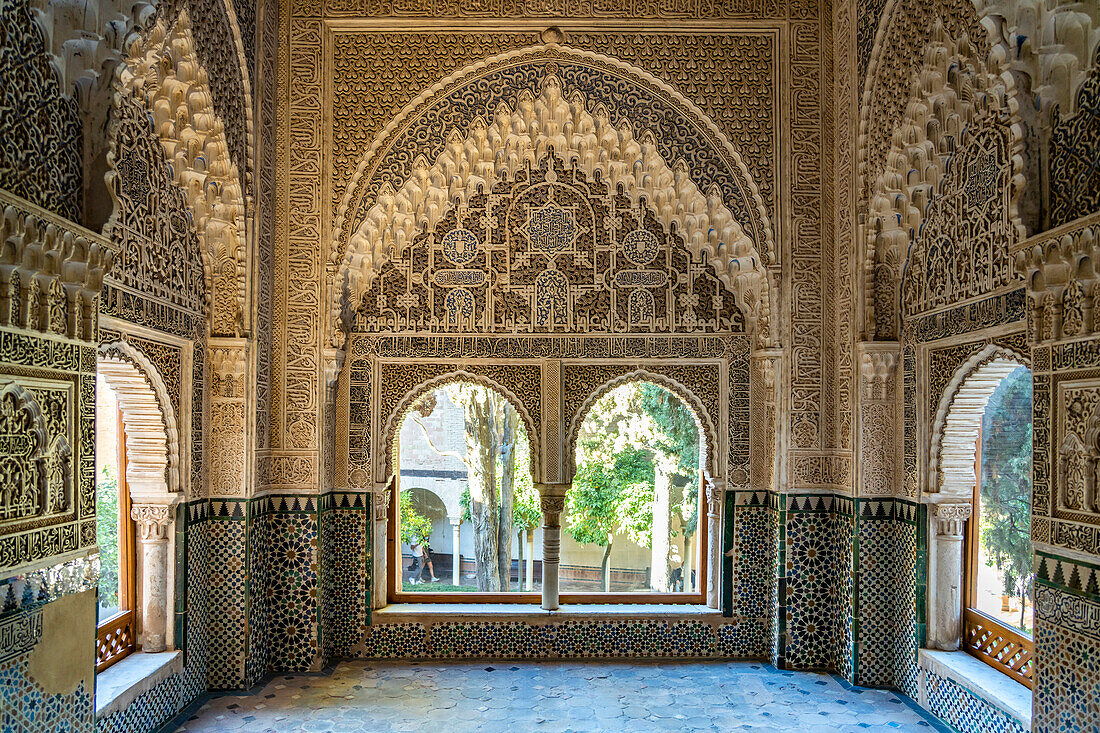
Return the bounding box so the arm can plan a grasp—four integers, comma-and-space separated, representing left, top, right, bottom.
410, 541, 439, 584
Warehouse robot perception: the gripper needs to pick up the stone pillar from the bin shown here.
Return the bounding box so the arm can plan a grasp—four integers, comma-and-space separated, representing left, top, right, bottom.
856, 343, 900, 497
449, 517, 461, 586
131, 504, 173, 652
536, 483, 570, 610
705, 478, 725, 609
372, 484, 391, 609
929, 502, 972, 650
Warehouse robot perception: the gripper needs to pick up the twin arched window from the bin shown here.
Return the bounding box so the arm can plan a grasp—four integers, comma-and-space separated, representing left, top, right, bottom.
391, 379, 706, 603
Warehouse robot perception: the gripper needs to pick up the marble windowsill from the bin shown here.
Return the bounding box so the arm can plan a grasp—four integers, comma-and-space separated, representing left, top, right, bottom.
374, 603, 722, 623
919, 649, 1032, 729
96, 650, 183, 719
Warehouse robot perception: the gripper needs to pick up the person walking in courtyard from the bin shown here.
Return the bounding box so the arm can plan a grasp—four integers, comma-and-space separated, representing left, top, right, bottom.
412, 541, 439, 583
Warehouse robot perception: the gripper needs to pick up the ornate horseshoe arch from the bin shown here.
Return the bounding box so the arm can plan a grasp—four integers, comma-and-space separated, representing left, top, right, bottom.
565, 369, 720, 485
98, 339, 183, 498
381, 370, 542, 484
328, 43, 775, 349
928, 343, 1029, 499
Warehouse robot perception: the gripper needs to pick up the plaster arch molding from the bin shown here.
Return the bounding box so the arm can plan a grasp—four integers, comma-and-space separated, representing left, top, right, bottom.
382, 370, 542, 484
863, 21, 1025, 337
98, 340, 182, 501
565, 370, 720, 485
116, 10, 248, 334
928, 344, 1029, 499
330, 47, 773, 347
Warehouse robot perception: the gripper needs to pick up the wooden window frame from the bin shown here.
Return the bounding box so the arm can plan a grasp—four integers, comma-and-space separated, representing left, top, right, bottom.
388, 471, 709, 605
96, 408, 137, 672
962, 426, 1034, 688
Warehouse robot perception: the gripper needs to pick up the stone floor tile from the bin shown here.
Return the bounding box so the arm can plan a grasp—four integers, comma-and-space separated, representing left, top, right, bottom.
174, 661, 946, 732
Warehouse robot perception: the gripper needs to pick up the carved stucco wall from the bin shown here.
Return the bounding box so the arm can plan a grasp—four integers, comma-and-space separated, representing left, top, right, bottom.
855, 0, 1100, 724
270, 4, 841, 499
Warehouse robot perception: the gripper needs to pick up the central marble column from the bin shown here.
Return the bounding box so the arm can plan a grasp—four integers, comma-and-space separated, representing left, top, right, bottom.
536, 483, 570, 610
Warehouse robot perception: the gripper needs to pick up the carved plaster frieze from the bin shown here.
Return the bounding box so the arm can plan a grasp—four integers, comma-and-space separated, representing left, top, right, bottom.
0, 189, 116, 341
861, 20, 1025, 340
972, 0, 1100, 123
119, 11, 248, 336
1014, 211, 1100, 343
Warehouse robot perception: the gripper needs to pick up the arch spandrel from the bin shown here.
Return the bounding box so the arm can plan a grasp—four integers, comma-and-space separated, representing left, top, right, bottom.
381, 370, 542, 485
329, 45, 774, 348
564, 369, 720, 485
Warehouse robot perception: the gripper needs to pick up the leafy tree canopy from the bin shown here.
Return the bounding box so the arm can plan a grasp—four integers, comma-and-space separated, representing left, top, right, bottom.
980, 366, 1033, 608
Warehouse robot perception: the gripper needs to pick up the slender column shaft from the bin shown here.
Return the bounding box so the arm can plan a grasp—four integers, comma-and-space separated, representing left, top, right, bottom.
536, 483, 570, 610
131, 504, 173, 652
373, 485, 391, 609
526, 529, 534, 591
450, 517, 461, 586
930, 503, 972, 650
705, 479, 725, 609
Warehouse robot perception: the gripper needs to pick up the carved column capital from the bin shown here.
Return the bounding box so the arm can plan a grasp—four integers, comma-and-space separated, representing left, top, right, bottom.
858, 342, 899, 401
131, 504, 172, 541
323, 347, 346, 394
932, 502, 972, 538
705, 478, 726, 514
536, 482, 570, 528
752, 349, 783, 408
372, 484, 391, 524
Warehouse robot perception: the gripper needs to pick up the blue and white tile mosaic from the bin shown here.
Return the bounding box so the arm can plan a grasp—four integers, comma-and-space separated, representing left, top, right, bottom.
922, 668, 1027, 733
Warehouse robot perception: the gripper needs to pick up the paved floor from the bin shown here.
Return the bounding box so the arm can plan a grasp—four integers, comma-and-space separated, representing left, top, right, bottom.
173, 661, 947, 732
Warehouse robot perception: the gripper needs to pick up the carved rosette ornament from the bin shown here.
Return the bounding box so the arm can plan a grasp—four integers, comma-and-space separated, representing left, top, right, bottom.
932, 503, 972, 539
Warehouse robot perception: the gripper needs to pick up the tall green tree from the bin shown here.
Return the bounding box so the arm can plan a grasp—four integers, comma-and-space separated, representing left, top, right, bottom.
412, 385, 528, 591
980, 366, 1033, 630
566, 383, 700, 591
96, 465, 120, 613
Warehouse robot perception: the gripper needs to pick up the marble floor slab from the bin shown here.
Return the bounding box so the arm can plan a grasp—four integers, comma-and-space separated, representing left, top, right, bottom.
173, 661, 949, 732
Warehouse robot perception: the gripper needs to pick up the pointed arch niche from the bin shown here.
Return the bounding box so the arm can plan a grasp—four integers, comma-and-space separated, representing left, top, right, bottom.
332, 45, 760, 620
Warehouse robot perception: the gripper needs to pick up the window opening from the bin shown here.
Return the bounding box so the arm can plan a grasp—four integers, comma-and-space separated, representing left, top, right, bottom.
964, 364, 1034, 687
95, 375, 136, 672
392, 384, 540, 600
561, 382, 705, 601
